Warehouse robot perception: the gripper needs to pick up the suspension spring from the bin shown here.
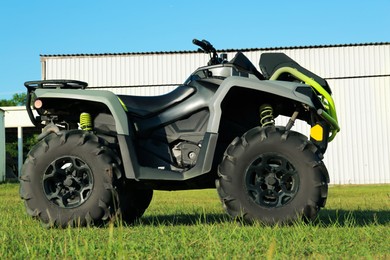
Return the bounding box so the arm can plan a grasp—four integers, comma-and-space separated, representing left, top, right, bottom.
259, 104, 275, 127
80, 112, 93, 131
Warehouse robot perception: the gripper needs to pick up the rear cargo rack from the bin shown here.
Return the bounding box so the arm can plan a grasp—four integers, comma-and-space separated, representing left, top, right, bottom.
24, 80, 88, 126
24, 80, 88, 90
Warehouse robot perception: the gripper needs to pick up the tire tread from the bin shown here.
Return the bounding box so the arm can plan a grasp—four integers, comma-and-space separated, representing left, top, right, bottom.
216, 126, 329, 225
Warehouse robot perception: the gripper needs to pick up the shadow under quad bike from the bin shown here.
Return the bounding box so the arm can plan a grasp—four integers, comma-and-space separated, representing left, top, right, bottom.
20, 39, 339, 227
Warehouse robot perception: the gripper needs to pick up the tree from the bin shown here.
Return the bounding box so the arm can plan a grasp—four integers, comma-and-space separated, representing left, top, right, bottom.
0, 93, 27, 106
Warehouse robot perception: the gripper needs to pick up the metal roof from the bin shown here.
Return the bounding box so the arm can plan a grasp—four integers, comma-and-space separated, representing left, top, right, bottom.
40, 42, 390, 57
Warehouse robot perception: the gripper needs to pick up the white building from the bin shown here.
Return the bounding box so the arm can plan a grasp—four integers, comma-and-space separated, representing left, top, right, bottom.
1, 106, 37, 179
0, 109, 5, 182
25, 43, 390, 184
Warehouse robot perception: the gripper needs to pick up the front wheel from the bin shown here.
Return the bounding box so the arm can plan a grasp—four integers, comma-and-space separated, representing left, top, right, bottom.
20, 130, 121, 228
216, 126, 329, 225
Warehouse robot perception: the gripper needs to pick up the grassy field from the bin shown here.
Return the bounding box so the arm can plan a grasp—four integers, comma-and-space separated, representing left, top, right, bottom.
0, 183, 389, 259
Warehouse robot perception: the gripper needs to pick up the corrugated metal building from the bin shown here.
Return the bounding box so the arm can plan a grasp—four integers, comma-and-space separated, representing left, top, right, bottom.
40, 43, 390, 185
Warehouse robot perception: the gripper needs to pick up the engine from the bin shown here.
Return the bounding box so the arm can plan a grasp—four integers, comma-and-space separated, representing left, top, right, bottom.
171, 141, 201, 169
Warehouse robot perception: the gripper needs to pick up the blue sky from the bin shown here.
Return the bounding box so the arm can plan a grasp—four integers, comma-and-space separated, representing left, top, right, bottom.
1, 0, 389, 99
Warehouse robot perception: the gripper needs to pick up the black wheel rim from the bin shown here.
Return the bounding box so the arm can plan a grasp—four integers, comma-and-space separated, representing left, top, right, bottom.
42, 156, 94, 208
245, 153, 299, 208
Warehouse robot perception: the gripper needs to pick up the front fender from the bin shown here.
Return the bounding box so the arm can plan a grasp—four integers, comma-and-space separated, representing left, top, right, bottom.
207, 76, 316, 132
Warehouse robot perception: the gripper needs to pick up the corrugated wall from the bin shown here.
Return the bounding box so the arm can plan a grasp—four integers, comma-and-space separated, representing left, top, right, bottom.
260, 44, 390, 184
43, 53, 210, 95
41, 44, 390, 184
325, 77, 390, 184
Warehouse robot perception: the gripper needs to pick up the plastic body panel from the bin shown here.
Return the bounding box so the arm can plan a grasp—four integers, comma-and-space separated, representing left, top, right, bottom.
34, 88, 130, 135
207, 76, 316, 132
33, 77, 318, 182
125, 77, 318, 181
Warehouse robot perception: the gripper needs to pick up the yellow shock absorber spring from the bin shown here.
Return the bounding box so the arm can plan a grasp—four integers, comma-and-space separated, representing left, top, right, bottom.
80, 112, 92, 131
259, 104, 275, 127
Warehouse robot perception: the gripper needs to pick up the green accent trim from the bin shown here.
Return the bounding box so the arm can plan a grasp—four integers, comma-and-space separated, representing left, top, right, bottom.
317, 109, 340, 132
270, 67, 340, 141
117, 97, 128, 112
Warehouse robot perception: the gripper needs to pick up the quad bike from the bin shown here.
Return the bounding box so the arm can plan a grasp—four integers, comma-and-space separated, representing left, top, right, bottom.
20, 39, 339, 227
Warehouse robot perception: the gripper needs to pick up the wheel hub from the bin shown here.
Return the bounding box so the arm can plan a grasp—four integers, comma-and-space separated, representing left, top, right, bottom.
42, 156, 94, 208
245, 153, 299, 208
265, 174, 277, 186
63, 176, 74, 187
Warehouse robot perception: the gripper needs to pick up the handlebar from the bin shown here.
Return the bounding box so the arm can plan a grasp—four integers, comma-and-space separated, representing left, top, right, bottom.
193, 38, 220, 65
193, 39, 216, 53
193, 39, 208, 51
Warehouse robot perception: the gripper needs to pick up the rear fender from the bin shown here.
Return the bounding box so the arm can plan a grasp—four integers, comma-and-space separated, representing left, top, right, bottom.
34, 88, 130, 135
34, 88, 140, 179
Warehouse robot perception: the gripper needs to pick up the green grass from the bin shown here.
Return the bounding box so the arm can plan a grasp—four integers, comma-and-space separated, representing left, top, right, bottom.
0, 183, 389, 259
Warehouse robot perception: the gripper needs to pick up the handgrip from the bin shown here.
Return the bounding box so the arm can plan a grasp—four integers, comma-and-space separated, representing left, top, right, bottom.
193, 39, 208, 51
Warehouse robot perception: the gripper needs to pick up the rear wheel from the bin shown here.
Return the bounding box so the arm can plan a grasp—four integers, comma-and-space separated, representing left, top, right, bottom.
117, 184, 153, 224
20, 130, 121, 228
216, 126, 329, 225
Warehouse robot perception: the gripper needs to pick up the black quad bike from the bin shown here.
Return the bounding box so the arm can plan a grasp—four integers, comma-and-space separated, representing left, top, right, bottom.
20, 39, 339, 227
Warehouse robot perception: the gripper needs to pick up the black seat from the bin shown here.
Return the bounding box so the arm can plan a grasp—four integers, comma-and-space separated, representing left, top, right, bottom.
118, 85, 196, 117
